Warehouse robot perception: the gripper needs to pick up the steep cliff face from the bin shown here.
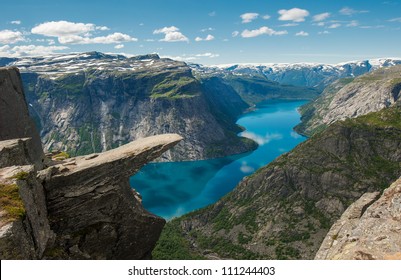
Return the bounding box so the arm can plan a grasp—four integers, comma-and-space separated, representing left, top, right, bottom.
154, 106, 401, 259
296, 65, 401, 136
316, 177, 401, 260
0, 67, 182, 259
0, 67, 44, 169
2, 52, 256, 161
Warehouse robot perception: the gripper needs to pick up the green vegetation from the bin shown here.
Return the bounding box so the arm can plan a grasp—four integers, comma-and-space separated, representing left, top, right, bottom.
152, 219, 203, 260
10, 171, 29, 181
52, 151, 70, 161
151, 74, 199, 99
0, 183, 26, 222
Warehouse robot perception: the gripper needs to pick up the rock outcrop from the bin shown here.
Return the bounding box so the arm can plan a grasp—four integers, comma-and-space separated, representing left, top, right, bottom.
0, 67, 44, 169
0, 66, 182, 259
315, 177, 401, 260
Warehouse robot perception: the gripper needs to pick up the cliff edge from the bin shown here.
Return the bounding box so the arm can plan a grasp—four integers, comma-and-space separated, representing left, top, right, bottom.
315, 177, 401, 260
0, 67, 182, 259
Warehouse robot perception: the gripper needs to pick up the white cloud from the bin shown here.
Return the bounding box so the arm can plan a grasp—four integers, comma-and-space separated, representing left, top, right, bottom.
31, 21, 95, 37
240, 13, 259, 23
389, 17, 401, 22
318, 31, 330, 35
278, 8, 310, 22
280, 23, 299, 27
58, 32, 137, 44
290, 131, 302, 139
262, 15, 271, 20
0, 44, 68, 57
241, 26, 288, 38
313, 12, 330, 22
339, 7, 369, 16
240, 131, 283, 145
153, 26, 189, 42
195, 52, 219, 58
0, 30, 25, 44
208, 11, 216, 17
11, 20, 21, 25
295, 31, 309, 36
31, 20, 135, 45
195, 34, 214, 41
96, 26, 110, 31
316, 22, 325, 26
232, 31, 239, 37
114, 44, 124, 49
328, 23, 341, 29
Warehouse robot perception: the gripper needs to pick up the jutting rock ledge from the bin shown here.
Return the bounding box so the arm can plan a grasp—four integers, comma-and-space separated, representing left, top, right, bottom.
0, 67, 183, 259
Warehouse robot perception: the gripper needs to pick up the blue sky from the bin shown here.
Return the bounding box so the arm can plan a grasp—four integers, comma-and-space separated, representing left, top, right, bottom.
0, 0, 400, 64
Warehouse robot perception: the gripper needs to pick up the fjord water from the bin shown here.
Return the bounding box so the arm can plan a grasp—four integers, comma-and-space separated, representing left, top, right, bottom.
130, 100, 307, 219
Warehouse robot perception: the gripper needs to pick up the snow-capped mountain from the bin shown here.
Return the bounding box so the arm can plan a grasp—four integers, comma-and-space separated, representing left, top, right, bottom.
190, 58, 401, 89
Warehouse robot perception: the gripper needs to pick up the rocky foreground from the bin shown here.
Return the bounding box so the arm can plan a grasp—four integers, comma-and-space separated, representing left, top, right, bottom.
0, 67, 182, 259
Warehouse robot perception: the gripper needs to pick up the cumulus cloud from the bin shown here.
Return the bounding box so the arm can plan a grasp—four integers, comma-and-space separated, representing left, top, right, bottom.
318, 31, 330, 35
295, 31, 309, 36
0, 30, 25, 44
31, 21, 95, 37
241, 26, 288, 38
153, 26, 189, 42
240, 13, 259, 23
328, 23, 341, 29
262, 15, 271, 20
195, 34, 214, 41
31, 20, 136, 45
114, 44, 124, 49
278, 8, 310, 22
58, 32, 137, 44
339, 7, 369, 16
0, 44, 68, 57
96, 26, 110, 31
232, 31, 239, 37
240, 131, 283, 145
11, 20, 21, 25
313, 12, 330, 22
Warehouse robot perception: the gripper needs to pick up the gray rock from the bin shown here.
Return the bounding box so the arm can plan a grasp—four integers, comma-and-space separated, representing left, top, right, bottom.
315, 177, 401, 260
0, 67, 44, 169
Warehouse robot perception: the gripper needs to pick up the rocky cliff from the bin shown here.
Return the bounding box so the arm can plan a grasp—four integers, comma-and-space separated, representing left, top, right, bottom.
296, 65, 401, 136
2, 52, 257, 161
0, 67, 182, 259
315, 177, 401, 260
154, 106, 401, 259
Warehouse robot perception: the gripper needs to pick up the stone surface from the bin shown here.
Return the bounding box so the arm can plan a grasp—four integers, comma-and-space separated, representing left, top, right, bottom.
0, 67, 44, 169
315, 177, 401, 260
42, 134, 182, 259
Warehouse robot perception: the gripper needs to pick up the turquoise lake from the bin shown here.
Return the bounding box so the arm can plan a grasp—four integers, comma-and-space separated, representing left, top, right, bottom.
130, 100, 307, 219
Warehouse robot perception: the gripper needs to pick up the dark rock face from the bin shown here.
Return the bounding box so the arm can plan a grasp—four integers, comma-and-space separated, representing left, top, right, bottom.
0, 67, 44, 169
0, 66, 182, 259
